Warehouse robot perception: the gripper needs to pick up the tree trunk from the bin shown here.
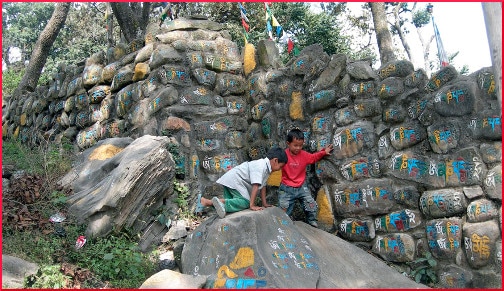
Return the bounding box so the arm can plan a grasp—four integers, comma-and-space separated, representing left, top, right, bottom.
370, 2, 396, 65
15, 2, 70, 93
393, 4, 413, 62
110, 2, 151, 44
482, 2, 502, 113
106, 3, 114, 49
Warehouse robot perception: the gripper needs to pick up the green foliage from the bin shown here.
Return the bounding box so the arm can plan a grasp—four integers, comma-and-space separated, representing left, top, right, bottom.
412, 8, 431, 28
68, 233, 156, 288
2, 3, 55, 59
408, 251, 438, 285
1, 66, 25, 96
26, 265, 72, 288
173, 180, 194, 220
2, 140, 45, 175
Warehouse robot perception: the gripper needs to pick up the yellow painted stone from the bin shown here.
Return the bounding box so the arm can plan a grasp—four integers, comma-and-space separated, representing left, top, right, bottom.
132, 63, 149, 82
13, 126, 19, 140
2, 123, 7, 138
289, 91, 304, 121
243, 43, 256, 76
229, 246, 254, 269
89, 144, 124, 161
267, 170, 282, 187
20, 114, 26, 126
316, 186, 334, 226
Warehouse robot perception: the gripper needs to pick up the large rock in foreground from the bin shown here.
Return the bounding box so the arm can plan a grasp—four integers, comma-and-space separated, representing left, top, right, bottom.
180, 207, 427, 288
59, 135, 176, 246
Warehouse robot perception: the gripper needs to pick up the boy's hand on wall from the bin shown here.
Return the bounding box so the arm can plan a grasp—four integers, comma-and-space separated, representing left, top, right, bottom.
324, 144, 334, 155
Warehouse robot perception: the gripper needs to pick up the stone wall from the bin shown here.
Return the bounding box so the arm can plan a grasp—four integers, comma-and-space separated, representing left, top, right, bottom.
2, 17, 501, 288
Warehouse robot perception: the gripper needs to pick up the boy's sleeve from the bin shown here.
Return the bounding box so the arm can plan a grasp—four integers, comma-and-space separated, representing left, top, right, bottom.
305, 149, 327, 164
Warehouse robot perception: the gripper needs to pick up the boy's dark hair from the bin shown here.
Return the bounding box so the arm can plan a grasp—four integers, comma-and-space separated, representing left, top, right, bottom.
266, 147, 288, 163
286, 128, 304, 142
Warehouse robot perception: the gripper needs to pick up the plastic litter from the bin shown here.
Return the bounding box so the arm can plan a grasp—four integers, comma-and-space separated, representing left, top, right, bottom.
75, 236, 86, 249
49, 213, 66, 223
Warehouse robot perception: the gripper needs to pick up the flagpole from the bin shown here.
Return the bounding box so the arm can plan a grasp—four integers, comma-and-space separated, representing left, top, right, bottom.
427, 3, 449, 68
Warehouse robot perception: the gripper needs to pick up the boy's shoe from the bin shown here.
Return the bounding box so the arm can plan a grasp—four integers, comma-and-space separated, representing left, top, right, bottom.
308, 221, 318, 228
212, 197, 226, 218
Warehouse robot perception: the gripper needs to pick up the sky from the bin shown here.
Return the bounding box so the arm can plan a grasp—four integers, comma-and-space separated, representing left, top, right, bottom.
342, 2, 493, 73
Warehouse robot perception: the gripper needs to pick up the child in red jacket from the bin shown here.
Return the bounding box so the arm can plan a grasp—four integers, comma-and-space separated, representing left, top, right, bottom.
279, 129, 333, 227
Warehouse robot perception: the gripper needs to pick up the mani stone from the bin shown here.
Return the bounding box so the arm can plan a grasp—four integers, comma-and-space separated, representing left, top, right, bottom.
462, 220, 500, 269
378, 60, 414, 79
433, 82, 475, 117
427, 121, 460, 154
425, 65, 458, 92
331, 178, 396, 216
338, 218, 375, 241
425, 218, 463, 259
438, 264, 474, 288
484, 164, 502, 200
389, 121, 427, 150
466, 199, 499, 223
372, 233, 415, 262
374, 209, 422, 233
419, 188, 467, 219
332, 121, 375, 159
377, 77, 405, 99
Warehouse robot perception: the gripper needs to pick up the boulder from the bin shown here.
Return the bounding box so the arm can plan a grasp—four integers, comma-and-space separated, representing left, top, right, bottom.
179, 207, 427, 288
60, 136, 177, 245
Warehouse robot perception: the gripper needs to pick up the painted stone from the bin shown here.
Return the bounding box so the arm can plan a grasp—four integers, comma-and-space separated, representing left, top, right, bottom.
404, 69, 428, 88
307, 89, 336, 113
484, 164, 502, 200
427, 121, 460, 154
354, 98, 381, 118
339, 218, 375, 241
375, 209, 422, 233
419, 188, 467, 219
425, 218, 463, 259
332, 121, 375, 159
467, 199, 499, 223
389, 121, 427, 150
479, 142, 502, 164
382, 105, 407, 124
332, 178, 396, 216
433, 82, 475, 117
425, 65, 458, 92
82, 64, 103, 88
393, 186, 420, 209
334, 107, 358, 126
438, 264, 473, 288
378, 60, 414, 79
377, 77, 405, 99
467, 112, 502, 141
372, 233, 415, 262
463, 220, 501, 268
476, 69, 497, 99
215, 73, 245, 96
193, 68, 217, 86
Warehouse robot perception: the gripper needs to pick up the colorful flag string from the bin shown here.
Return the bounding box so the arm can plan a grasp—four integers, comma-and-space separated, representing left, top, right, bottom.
264, 3, 282, 40
239, 2, 250, 43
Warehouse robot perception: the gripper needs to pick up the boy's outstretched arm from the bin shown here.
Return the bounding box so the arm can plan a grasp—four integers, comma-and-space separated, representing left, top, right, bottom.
260, 186, 272, 208
249, 184, 264, 211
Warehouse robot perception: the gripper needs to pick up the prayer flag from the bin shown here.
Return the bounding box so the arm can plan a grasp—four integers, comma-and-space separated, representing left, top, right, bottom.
433, 18, 449, 67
